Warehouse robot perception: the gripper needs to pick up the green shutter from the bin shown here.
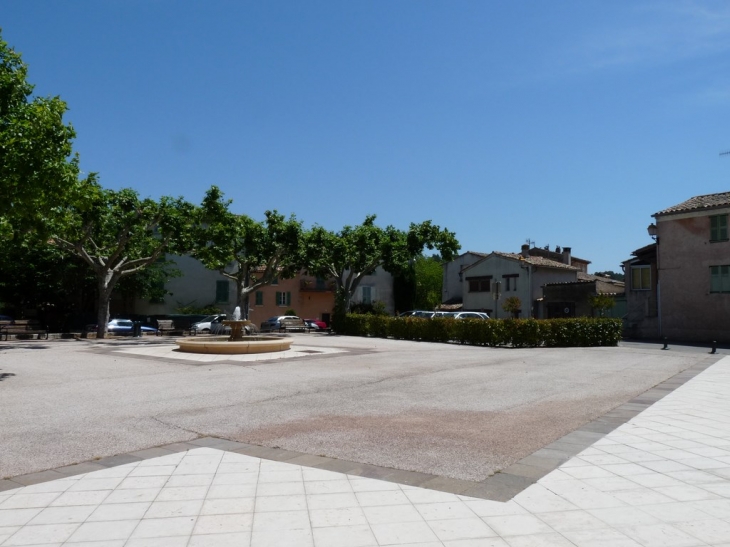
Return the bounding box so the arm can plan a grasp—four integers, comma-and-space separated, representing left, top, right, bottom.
255, 291, 263, 306
276, 291, 281, 305
216, 280, 229, 302
286, 292, 291, 306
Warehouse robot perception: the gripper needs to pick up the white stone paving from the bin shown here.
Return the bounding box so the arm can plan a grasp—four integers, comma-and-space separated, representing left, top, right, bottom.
3, 357, 730, 546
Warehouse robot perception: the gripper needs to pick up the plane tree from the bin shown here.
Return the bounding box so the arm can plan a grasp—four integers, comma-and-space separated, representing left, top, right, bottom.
192, 186, 304, 319
0, 32, 84, 239
304, 215, 460, 327
49, 180, 197, 338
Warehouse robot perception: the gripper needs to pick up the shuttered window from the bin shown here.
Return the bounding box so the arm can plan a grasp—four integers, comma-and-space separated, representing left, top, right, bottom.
711, 215, 728, 242
215, 280, 230, 302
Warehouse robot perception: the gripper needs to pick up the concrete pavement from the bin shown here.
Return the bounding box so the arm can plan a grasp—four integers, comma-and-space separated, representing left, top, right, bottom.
1, 350, 730, 545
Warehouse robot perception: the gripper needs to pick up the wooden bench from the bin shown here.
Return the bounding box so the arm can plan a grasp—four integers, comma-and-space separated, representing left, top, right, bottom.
156, 319, 185, 336
0, 320, 49, 341
279, 318, 306, 332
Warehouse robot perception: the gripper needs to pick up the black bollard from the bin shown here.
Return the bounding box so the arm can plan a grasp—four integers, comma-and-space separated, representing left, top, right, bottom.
711, 341, 717, 354
662, 337, 669, 350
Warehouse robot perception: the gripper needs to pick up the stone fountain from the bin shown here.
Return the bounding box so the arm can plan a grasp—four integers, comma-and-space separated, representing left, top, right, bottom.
175, 306, 293, 355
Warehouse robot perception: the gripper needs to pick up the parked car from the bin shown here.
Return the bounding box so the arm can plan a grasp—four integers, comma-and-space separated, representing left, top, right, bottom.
398, 310, 438, 318
106, 319, 158, 335
191, 314, 227, 334
304, 318, 327, 330
450, 311, 489, 320
260, 316, 304, 332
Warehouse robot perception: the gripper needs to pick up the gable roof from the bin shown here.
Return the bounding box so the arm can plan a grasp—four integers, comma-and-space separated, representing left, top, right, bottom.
655, 191, 730, 216
462, 251, 579, 273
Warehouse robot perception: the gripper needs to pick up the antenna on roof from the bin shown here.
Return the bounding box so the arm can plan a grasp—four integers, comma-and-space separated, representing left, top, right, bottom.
525, 238, 535, 247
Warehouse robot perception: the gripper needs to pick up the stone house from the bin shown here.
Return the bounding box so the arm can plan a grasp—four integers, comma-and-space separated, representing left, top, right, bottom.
541, 273, 625, 319
622, 243, 659, 339
636, 191, 730, 342
460, 245, 580, 318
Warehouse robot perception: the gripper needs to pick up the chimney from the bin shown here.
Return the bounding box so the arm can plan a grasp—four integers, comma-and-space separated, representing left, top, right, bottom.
521, 244, 530, 258
562, 247, 572, 265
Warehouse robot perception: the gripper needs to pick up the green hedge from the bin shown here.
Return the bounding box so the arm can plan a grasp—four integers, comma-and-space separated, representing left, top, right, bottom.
340, 315, 622, 347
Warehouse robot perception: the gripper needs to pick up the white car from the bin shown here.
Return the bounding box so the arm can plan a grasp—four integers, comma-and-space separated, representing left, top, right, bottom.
191, 314, 226, 334
451, 312, 489, 320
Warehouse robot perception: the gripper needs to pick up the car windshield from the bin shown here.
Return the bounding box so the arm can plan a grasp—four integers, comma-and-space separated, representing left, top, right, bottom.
198, 315, 218, 323
115, 320, 133, 327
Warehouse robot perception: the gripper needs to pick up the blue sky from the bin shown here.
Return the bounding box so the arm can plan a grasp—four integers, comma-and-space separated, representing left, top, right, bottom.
4, 1, 730, 272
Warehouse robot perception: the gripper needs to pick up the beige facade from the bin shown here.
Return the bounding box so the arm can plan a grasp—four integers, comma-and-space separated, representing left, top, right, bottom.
460, 247, 579, 318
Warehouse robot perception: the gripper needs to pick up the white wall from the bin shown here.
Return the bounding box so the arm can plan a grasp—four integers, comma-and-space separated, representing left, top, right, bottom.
350, 266, 395, 314
442, 252, 487, 303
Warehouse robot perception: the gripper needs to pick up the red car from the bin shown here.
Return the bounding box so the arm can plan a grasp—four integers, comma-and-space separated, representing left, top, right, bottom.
304, 318, 327, 330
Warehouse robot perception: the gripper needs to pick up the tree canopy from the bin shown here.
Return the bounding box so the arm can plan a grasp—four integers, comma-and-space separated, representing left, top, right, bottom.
50, 180, 197, 337
193, 186, 304, 319
305, 215, 459, 326
0, 31, 84, 239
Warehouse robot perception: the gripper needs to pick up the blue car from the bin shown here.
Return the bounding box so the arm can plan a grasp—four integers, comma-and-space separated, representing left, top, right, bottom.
106, 319, 158, 335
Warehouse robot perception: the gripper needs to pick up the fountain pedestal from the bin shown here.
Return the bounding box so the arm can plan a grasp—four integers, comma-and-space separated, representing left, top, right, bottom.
222, 319, 253, 341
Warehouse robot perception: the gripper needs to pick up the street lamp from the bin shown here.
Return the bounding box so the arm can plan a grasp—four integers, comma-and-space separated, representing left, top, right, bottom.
647, 223, 658, 241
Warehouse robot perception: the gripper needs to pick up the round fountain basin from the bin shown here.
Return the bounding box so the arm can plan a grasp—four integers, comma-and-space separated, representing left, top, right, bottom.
176, 336, 293, 355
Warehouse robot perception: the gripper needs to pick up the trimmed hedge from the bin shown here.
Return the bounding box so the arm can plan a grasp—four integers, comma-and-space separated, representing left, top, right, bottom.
340, 315, 622, 347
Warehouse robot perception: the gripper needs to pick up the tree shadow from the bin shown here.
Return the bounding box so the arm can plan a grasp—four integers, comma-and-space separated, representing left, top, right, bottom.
0, 371, 16, 381
0, 344, 50, 350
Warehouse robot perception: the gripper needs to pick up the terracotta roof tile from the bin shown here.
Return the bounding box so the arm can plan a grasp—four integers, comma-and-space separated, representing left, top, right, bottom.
656, 191, 730, 216
491, 251, 579, 270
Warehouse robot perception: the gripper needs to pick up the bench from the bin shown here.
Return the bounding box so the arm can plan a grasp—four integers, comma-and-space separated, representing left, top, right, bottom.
0, 320, 49, 341
279, 318, 306, 332
156, 319, 185, 336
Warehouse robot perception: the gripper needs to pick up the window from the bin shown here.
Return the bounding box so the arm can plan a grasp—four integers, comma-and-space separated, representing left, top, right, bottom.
215, 280, 230, 303
315, 277, 326, 290
467, 276, 491, 292
711, 215, 729, 242
631, 266, 651, 290
275, 291, 291, 306
255, 291, 263, 306
271, 276, 279, 286
503, 274, 518, 291
362, 286, 372, 305
711, 265, 730, 293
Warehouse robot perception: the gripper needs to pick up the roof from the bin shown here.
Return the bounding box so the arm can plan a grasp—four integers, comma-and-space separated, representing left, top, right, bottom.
461, 251, 578, 272
655, 191, 730, 216
576, 272, 624, 285
527, 247, 590, 265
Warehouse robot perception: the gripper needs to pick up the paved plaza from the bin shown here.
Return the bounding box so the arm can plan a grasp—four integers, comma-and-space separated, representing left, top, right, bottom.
2, 336, 730, 544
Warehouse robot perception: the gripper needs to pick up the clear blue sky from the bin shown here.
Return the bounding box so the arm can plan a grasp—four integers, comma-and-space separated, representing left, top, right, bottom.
4, 1, 730, 272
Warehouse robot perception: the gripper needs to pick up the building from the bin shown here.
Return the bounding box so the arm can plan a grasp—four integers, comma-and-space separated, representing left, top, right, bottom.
441, 251, 489, 308
460, 245, 580, 318
541, 273, 625, 319
622, 243, 658, 338
636, 191, 730, 342
132, 255, 336, 326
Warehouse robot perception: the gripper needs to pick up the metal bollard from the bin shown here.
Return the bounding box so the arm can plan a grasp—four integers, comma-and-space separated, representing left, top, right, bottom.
133, 321, 142, 338
662, 337, 669, 350
711, 341, 717, 354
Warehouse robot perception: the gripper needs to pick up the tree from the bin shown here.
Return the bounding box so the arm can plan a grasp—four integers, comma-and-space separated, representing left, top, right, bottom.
502, 296, 522, 319
0, 31, 84, 239
0, 230, 96, 330
193, 186, 304, 319
49, 180, 197, 337
413, 254, 444, 310
589, 293, 615, 316
305, 216, 460, 327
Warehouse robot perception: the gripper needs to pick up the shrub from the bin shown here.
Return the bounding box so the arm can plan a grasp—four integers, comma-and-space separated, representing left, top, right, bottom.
341, 314, 622, 348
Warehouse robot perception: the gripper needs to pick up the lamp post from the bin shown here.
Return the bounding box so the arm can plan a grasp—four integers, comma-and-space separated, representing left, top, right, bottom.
647, 222, 661, 338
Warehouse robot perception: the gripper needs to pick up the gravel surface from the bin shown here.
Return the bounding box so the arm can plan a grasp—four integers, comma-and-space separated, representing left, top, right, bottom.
0, 336, 707, 481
